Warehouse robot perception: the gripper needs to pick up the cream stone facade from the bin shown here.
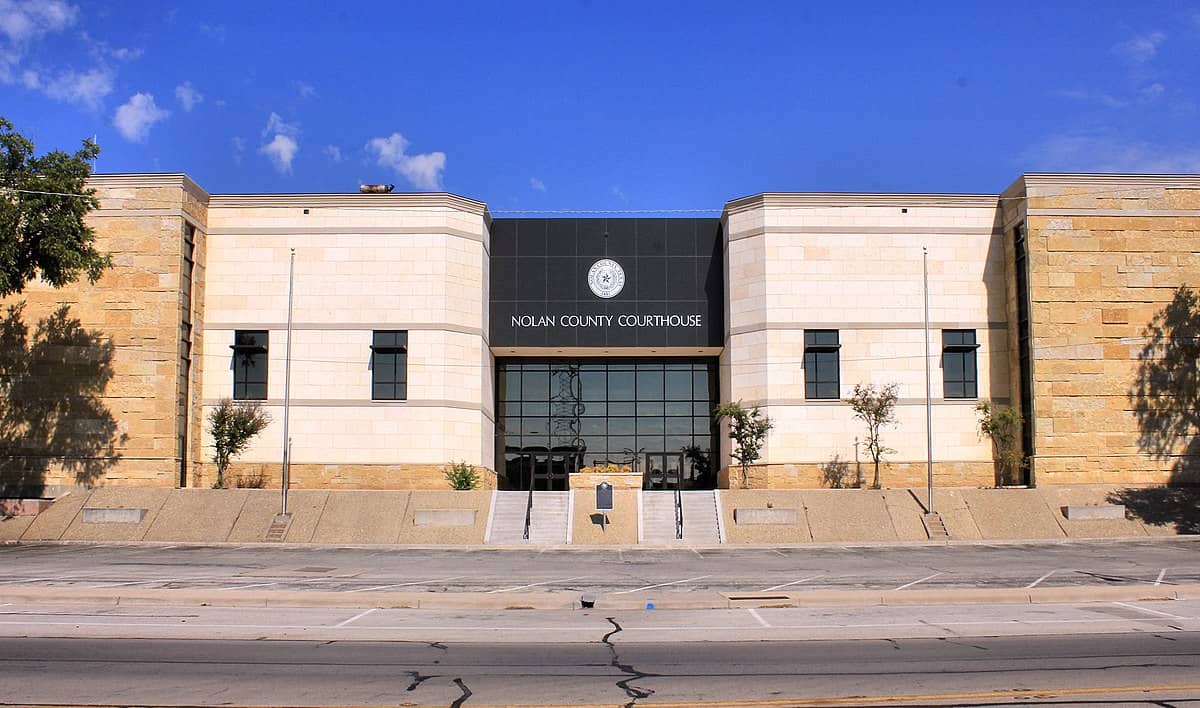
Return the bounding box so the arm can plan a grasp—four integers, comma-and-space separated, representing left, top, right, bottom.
720, 194, 1007, 488
4, 171, 1198, 494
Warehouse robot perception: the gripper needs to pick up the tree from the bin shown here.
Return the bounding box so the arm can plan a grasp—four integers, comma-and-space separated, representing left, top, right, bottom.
847, 382, 899, 489
714, 401, 773, 487
976, 402, 1025, 486
207, 399, 271, 488
0, 117, 110, 297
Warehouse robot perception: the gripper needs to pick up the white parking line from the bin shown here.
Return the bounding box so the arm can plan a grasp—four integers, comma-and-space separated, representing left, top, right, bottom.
1025, 570, 1056, 588
1112, 601, 1185, 620
346, 576, 466, 593
615, 575, 712, 595
747, 608, 771, 628
893, 573, 944, 591
486, 576, 589, 594
1155, 569, 1167, 586
0, 577, 54, 586
760, 575, 821, 592
221, 582, 279, 591
336, 608, 378, 627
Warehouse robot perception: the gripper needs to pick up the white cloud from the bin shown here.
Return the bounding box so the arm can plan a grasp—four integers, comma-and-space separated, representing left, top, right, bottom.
42, 66, 111, 107
530, 177, 546, 192
1140, 82, 1166, 100
1054, 88, 1127, 109
108, 46, 140, 61
112, 92, 169, 142
231, 136, 245, 165
611, 185, 627, 202
259, 113, 300, 173
262, 111, 298, 139
175, 80, 202, 111
0, 0, 78, 82
0, 0, 76, 45
198, 23, 226, 43
323, 145, 343, 162
292, 80, 316, 99
261, 135, 298, 173
365, 132, 446, 190
1020, 132, 1200, 173
1113, 31, 1166, 64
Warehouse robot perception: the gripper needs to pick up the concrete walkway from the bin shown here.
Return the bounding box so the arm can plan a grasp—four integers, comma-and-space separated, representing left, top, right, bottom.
1, 484, 1196, 545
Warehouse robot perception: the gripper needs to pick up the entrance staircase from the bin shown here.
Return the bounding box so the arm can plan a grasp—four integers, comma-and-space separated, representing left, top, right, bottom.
641, 490, 722, 544
486, 491, 570, 544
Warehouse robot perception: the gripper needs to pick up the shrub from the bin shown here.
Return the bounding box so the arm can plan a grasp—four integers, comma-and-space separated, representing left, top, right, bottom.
208, 398, 271, 489
714, 401, 774, 487
977, 402, 1025, 486
847, 382, 899, 489
444, 460, 479, 490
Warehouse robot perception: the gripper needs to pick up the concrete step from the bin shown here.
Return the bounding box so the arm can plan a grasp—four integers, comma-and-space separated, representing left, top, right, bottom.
680, 491, 721, 544
641, 491, 684, 544
487, 491, 570, 544
486, 491, 530, 544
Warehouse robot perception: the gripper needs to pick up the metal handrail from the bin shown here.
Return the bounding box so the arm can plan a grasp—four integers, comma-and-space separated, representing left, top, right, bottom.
674, 487, 683, 540
522, 484, 534, 541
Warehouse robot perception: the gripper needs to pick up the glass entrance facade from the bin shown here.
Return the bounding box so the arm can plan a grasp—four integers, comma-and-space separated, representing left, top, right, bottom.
496, 359, 718, 490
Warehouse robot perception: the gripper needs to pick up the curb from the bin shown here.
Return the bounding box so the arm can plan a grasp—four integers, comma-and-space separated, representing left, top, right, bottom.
3, 583, 1196, 611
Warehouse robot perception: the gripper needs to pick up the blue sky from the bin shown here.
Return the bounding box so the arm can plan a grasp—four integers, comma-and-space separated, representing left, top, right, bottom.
2, 1, 1198, 209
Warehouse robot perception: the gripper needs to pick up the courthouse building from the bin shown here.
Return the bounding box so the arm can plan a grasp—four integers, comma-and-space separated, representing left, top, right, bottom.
4, 172, 1200, 494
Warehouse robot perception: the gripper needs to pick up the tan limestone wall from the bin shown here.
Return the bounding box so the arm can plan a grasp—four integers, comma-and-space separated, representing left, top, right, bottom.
0, 175, 207, 491
718, 461, 994, 489
205, 461, 498, 490
1018, 177, 1200, 485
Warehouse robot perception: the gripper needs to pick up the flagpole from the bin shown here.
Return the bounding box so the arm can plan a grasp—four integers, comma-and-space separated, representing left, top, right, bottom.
281, 248, 295, 515
923, 246, 934, 514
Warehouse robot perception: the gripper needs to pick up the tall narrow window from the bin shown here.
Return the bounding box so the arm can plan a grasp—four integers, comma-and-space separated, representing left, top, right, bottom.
804, 330, 840, 399
942, 329, 979, 399
371, 330, 408, 400
231, 330, 268, 400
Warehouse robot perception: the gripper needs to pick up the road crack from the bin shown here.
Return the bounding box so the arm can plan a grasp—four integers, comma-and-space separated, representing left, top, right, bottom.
603, 617, 658, 707
449, 677, 472, 707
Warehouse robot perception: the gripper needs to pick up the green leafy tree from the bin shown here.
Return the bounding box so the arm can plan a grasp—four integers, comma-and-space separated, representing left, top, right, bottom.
847, 382, 899, 489
714, 401, 774, 487
207, 399, 271, 488
976, 402, 1025, 486
0, 117, 111, 296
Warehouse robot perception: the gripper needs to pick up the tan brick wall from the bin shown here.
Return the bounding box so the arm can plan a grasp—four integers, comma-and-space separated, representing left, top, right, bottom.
718, 461, 995, 489
1005, 175, 1200, 486
0, 175, 207, 492
204, 461, 498, 490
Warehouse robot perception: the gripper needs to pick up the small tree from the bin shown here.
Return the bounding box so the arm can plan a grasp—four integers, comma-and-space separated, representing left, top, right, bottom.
443, 460, 480, 490
714, 401, 774, 487
207, 398, 271, 488
847, 383, 899, 489
976, 402, 1025, 486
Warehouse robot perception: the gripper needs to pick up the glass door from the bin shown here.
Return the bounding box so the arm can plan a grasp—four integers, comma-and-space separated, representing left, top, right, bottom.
643, 452, 684, 490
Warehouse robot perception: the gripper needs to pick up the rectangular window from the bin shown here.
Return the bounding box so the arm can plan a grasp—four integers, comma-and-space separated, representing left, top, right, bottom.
231, 330, 268, 400
371, 330, 408, 400
942, 329, 979, 399
804, 330, 840, 399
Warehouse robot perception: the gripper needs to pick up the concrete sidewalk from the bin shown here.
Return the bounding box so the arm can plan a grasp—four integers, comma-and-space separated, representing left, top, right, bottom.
2, 484, 1195, 545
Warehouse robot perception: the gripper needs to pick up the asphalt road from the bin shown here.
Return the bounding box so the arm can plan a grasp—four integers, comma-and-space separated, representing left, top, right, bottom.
2, 632, 1198, 706
2, 538, 1197, 596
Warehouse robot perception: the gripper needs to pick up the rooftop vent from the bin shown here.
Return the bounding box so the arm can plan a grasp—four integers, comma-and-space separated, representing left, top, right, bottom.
359, 184, 395, 194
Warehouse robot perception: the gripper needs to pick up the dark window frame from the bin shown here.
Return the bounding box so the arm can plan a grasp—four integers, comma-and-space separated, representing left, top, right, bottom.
942, 329, 980, 399
231, 330, 268, 400
370, 330, 408, 401
804, 329, 841, 400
